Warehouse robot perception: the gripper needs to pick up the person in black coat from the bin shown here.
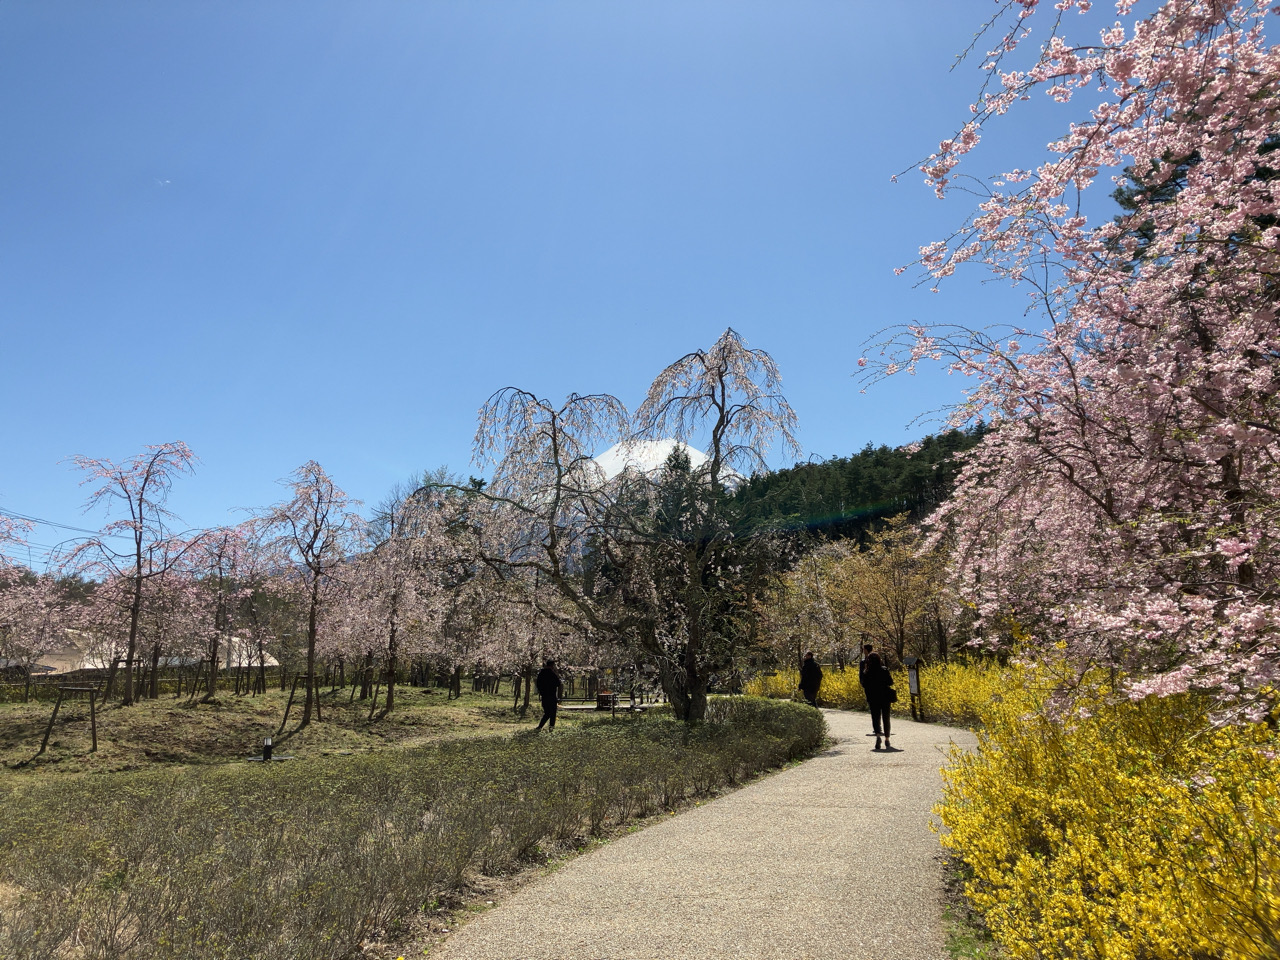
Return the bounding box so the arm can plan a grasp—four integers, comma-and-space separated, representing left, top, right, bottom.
859, 642, 881, 737
798, 651, 823, 708
862, 650, 893, 751
534, 659, 563, 731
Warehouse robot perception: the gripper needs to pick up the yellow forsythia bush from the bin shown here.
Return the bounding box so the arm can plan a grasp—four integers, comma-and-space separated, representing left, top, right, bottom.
746, 667, 806, 701
915, 659, 1005, 727
745, 658, 999, 726
745, 665, 872, 710
939, 672, 1280, 960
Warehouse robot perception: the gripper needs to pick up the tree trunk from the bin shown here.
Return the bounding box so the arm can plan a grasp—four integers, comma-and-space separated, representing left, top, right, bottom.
381, 655, 396, 716
520, 665, 532, 717
301, 579, 320, 726
122, 576, 143, 706
360, 652, 373, 700
102, 657, 121, 702
149, 645, 162, 699
205, 631, 222, 702
659, 659, 708, 723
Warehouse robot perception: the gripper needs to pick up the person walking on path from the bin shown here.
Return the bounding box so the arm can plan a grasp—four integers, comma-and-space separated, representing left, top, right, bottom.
798, 651, 822, 708
534, 659, 563, 731
862, 650, 894, 751
859, 642, 881, 738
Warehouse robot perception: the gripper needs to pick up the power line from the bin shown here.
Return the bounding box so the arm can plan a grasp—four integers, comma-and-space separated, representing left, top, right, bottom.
0, 507, 128, 539
11, 540, 75, 553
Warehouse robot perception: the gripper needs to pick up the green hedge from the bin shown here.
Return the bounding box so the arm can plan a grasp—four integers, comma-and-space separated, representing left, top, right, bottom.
0, 697, 824, 960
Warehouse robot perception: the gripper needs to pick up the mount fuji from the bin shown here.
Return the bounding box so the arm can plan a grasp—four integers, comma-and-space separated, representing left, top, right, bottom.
592, 439, 743, 487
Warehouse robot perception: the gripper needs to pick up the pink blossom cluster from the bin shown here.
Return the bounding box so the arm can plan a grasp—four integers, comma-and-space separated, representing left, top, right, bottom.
878, 0, 1280, 716
0, 446, 605, 705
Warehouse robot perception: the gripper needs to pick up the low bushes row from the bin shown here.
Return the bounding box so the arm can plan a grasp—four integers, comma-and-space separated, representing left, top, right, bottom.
0, 697, 823, 960
746, 660, 998, 726
939, 670, 1280, 960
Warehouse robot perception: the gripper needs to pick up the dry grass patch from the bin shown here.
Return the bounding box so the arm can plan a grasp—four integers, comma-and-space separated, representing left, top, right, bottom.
0, 687, 580, 775
0, 698, 824, 960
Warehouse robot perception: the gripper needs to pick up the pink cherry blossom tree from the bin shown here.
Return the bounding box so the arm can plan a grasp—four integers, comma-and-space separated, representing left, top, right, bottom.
66, 442, 201, 705
134, 542, 210, 699
866, 0, 1280, 715
474, 329, 798, 721
0, 569, 69, 701
368, 481, 489, 713
390, 484, 537, 703
259, 461, 360, 726
333, 528, 440, 716
190, 522, 278, 700
635, 327, 800, 488
0, 514, 34, 570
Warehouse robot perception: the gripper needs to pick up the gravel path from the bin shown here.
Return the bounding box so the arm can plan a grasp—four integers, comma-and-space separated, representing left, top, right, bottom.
436, 709, 977, 960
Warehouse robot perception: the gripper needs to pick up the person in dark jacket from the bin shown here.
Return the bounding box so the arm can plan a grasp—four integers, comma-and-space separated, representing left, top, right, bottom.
798, 651, 822, 708
859, 642, 881, 737
862, 650, 893, 750
534, 659, 563, 731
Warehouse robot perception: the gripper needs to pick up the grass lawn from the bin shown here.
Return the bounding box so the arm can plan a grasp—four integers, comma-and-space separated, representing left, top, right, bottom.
0, 685, 588, 775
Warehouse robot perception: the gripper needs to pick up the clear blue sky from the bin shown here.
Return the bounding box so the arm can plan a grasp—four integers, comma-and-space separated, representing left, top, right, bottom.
1, 1, 1082, 565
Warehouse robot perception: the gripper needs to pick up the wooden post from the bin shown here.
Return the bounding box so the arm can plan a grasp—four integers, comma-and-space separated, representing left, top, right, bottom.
187, 661, 203, 703
88, 686, 98, 752
36, 689, 65, 758
278, 674, 303, 735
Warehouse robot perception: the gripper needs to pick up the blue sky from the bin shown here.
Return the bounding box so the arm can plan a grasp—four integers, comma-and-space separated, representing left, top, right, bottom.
2, 1, 1087, 565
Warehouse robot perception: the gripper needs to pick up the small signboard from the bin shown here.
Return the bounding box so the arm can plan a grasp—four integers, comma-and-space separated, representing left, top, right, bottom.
903, 657, 922, 721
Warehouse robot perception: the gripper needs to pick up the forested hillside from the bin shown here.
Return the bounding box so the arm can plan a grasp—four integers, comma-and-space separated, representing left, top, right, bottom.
734, 426, 984, 540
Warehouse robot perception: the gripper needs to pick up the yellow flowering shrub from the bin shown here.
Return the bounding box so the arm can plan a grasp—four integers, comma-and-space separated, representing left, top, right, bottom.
745, 658, 1000, 727
745, 665, 873, 710
749, 657, 1278, 957
746, 667, 805, 701
916, 660, 1006, 727
938, 673, 1280, 960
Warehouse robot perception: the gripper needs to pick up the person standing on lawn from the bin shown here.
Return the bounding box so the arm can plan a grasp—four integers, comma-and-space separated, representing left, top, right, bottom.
862, 650, 894, 751
798, 651, 823, 708
534, 659, 563, 731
